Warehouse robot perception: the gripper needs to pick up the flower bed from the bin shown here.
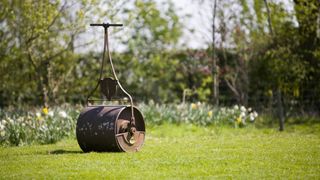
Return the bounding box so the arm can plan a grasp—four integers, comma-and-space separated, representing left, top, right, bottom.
0, 103, 258, 146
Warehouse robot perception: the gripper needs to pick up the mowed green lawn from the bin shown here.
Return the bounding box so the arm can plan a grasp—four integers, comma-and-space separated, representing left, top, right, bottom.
0, 124, 319, 179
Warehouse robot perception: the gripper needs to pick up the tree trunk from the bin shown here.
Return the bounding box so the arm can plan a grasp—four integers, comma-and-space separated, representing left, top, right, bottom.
276, 88, 285, 131
212, 0, 219, 106
264, 0, 285, 131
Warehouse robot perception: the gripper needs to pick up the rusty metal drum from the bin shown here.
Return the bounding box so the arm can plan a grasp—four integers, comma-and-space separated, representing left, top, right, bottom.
76, 106, 145, 152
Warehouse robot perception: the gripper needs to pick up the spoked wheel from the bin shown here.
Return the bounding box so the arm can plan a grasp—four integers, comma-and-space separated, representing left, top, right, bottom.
116, 119, 145, 152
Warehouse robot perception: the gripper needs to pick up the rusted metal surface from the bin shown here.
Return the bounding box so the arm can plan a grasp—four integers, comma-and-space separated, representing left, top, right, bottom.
76, 106, 145, 152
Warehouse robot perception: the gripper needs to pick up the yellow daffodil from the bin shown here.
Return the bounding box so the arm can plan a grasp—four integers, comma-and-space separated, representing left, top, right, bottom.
208, 110, 213, 118
42, 107, 49, 115
191, 103, 197, 110
236, 116, 242, 124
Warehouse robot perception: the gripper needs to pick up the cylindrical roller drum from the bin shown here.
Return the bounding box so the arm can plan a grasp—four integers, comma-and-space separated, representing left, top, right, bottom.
76, 106, 145, 152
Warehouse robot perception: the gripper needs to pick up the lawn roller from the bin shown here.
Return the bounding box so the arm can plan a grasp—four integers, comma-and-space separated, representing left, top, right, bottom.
76, 23, 145, 152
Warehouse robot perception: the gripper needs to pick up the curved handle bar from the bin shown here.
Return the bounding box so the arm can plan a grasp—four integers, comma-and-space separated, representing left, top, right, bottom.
87, 22, 136, 126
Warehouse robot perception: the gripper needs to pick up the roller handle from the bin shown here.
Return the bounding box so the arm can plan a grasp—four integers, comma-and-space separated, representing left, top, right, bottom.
90, 23, 123, 28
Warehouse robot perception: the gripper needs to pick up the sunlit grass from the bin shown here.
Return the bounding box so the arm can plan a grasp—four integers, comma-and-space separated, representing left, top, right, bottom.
0, 124, 319, 179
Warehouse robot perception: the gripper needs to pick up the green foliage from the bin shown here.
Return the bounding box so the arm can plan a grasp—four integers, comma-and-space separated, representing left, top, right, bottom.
118, 0, 183, 102
247, 0, 320, 113
0, 0, 89, 106
127, 0, 182, 53
253, 0, 265, 25
217, 0, 319, 113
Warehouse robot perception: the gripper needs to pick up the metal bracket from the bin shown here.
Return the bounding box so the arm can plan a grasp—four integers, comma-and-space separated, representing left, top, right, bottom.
100, 77, 117, 100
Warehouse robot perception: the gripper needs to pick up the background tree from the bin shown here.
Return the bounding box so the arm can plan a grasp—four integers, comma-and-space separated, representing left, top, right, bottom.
0, 1, 89, 106
0, 0, 125, 106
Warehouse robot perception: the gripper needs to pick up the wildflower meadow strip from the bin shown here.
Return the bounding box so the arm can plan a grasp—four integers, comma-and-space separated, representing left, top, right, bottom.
0, 102, 258, 146
139, 102, 258, 127
0, 106, 79, 146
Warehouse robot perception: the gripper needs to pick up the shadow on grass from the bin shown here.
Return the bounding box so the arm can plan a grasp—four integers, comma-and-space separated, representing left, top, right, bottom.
48, 149, 83, 154
47, 149, 124, 155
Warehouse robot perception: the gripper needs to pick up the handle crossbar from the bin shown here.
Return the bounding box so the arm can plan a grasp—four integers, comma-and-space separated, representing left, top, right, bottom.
90, 23, 123, 28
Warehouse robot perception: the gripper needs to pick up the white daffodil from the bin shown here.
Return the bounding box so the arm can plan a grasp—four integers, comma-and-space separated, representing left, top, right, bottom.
36, 112, 41, 118
17, 117, 23, 123
240, 112, 246, 118
240, 106, 246, 112
249, 113, 255, 121
1, 120, 7, 125
48, 111, 54, 117
40, 125, 48, 131
59, 111, 67, 118
7, 117, 14, 124
0, 123, 5, 131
